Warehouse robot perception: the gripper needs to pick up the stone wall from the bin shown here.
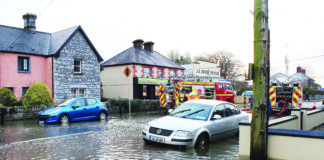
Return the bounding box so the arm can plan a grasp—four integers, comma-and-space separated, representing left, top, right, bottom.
54, 31, 101, 103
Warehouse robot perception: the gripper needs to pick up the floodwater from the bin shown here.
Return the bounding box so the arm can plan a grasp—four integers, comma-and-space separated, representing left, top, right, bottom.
0, 112, 243, 159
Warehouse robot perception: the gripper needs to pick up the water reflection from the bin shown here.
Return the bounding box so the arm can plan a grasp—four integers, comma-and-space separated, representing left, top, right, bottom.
0, 112, 240, 159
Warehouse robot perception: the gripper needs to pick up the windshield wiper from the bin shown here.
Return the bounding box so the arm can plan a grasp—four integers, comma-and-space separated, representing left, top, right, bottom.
169, 109, 191, 116
181, 109, 205, 118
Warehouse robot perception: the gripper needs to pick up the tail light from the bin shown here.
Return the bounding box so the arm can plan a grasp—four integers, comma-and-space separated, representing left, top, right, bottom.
103, 104, 107, 108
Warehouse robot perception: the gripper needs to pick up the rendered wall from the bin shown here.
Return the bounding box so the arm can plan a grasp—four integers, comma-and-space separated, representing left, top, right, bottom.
268, 134, 324, 160
0, 52, 52, 100
101, 65, 133, 99
239, 109, 324, 159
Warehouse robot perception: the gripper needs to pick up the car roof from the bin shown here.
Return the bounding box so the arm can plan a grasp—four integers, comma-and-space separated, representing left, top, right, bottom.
184, 100, 228, 106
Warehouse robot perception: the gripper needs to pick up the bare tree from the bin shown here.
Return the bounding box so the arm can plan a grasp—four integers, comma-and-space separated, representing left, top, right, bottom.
167, 50, 191, 65
206, 51, 243, 80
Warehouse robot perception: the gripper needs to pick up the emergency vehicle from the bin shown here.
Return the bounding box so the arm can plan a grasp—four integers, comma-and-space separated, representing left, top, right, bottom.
159, 76, 235, 108
269, 81, 303, 114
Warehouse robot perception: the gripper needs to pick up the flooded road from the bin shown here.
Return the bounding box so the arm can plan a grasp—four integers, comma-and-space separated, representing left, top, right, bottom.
0, 112, 243, 159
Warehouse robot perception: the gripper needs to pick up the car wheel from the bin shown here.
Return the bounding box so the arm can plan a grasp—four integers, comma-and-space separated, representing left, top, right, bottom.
195, 134, 209, 148
99, 112, 107, 121
60, 114, 70, 124
226, 99, 231, 102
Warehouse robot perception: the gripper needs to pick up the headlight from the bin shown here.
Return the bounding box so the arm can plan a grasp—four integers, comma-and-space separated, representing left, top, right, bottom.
48, 108, 61, 115
174, 130, 193, 137
143, 124, 150, 131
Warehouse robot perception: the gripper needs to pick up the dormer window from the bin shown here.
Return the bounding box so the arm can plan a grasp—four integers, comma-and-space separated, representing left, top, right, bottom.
74, 60, 82, 74
144, 67, 151, 78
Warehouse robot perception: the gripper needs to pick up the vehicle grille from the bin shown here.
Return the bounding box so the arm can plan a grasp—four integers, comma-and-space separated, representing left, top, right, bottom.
149, 127, 173, 136
38, 115, 50, 121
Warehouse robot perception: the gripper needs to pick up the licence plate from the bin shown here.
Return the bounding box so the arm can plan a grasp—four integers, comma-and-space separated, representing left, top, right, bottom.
39, 121, 44, 124
149, 135, 165, 143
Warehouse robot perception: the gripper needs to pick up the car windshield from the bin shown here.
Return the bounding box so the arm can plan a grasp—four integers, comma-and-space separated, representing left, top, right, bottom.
242, 91, 252, 96
170, 102, 213, 121
58, 98, 76, 107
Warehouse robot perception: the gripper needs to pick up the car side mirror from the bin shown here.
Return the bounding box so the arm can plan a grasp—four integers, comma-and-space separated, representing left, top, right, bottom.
211, 114, 222, 120
72, 106, 79, 110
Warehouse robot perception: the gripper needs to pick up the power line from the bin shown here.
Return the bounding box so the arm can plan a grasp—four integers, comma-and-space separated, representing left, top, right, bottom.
272, 54, 324, 63
38, 0, 55, 17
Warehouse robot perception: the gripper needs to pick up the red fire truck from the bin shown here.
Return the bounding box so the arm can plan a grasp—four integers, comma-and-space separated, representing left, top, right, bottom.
159, 76, 235, 108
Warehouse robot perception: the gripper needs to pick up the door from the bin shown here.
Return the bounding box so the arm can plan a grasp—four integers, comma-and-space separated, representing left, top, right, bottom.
208, 104, 230, 141
216, 83, 225, 101
223, 103, 240, 132
70, 98, 87, 121
85, 98, 101, 119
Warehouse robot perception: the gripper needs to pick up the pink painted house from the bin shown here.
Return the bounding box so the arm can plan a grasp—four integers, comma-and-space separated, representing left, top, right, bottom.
0, 14, 103, 103
101, 39, 185, 100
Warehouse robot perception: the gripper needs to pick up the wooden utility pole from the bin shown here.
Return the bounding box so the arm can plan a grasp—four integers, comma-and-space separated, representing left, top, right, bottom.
250, 0, 270, 159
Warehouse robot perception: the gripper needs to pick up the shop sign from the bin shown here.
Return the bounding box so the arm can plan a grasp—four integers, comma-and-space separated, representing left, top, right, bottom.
138, 78, 168, 85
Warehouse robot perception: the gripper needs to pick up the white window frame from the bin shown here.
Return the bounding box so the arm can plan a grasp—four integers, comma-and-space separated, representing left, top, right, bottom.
144, 67, 151, 78
170, 70, 175, 78
72, 88, 86, 97
74, 60, 82, 74
158, 69, 163, 78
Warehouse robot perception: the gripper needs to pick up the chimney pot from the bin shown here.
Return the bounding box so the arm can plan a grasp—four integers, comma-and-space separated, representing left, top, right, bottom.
301, 69, 306, 74
144, 41, 154, 52
23, 13, 37, 31
297, 66, 302, 73
132, 39, 144, 50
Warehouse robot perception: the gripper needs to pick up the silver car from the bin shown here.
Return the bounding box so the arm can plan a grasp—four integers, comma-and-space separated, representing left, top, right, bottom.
142, 100, 249, 148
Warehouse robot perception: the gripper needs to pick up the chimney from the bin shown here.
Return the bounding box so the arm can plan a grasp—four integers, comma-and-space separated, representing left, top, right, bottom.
297, 66, 302, 73
144, 41, 154, 52
132, 39, 144, 50
301, 69, 306, 74
23, 13, 37, 31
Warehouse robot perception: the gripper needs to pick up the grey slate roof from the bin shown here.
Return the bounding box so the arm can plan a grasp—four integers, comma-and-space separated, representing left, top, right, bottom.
270, 72, 290, 82
101, 47, 185, 70
288, 72, 314, 82
0, 25, 103, 61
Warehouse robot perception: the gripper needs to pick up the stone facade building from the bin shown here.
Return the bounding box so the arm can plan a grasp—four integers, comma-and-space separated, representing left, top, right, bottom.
0, 14, 103, 103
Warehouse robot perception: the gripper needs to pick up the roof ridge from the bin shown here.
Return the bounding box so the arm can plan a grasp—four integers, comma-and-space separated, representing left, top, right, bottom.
0, 24, 51, 35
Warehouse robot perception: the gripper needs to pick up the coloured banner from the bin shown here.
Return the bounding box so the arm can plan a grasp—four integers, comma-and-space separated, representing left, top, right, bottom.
138, 78, 168, 85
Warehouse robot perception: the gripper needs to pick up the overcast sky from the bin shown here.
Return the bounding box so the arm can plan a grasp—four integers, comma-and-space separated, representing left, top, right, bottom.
1, 0, 324, 86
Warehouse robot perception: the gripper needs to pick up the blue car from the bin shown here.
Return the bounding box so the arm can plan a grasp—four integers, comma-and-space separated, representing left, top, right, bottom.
37, 97, 109, 124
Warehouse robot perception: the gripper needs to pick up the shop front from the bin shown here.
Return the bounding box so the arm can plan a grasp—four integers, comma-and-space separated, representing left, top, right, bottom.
133, 77, 168, 100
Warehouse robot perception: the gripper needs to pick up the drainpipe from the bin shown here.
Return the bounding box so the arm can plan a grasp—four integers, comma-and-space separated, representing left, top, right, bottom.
52, 57, 54, 100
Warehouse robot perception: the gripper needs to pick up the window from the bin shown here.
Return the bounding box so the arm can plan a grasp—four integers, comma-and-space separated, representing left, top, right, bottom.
72, 88, 86, 97
218, 83, 224, 90
5, 87, 14, 93
226, 83, 233, 91
73, 99, 86, 107
86, 98, 97, 106
144, 67, 151, 78
143, 85, 147, 96
214, 105, 225, 117
224, 104, 238, 117
18, 56, 30, 72
158, 69, 163, 78
170, 70, 175, 77
74, 60, 82, 74
22, 87, 29, 96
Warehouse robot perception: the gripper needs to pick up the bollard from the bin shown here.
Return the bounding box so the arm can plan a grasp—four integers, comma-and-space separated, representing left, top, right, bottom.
0, 107, 4, 125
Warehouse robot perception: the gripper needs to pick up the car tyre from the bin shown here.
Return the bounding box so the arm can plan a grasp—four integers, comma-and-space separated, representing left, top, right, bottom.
59, 114, 70, 124
99, 111, 107, 121
195, 134, 209, 149
226, 99, 231, 102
